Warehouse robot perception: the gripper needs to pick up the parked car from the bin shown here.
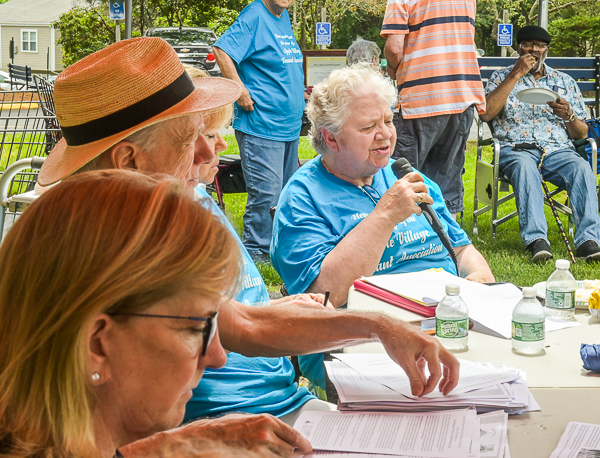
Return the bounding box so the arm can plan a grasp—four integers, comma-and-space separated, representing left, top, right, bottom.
0, 70, 12, 90
145, 27, 221, 76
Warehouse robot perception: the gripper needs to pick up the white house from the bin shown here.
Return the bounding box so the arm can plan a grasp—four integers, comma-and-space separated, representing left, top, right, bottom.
0, 0, 81, 73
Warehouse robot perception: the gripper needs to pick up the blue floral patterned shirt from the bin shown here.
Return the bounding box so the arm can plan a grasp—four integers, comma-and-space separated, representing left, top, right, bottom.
485, 64, 587, 154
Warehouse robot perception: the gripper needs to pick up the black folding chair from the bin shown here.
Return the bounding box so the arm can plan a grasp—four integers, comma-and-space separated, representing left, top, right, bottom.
34, 75, 63, 153
8, 63, 33, 90
206, 154, 246, 209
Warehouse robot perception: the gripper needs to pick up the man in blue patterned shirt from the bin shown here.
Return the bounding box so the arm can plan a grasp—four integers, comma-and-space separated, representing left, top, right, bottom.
480, 25, 600, 263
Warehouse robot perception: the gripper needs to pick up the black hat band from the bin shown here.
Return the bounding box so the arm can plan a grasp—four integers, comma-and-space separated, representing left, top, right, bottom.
60, 71, 195, 147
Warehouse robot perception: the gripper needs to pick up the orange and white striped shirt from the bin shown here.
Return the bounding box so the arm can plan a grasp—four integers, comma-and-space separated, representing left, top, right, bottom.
381, 0, 485, 119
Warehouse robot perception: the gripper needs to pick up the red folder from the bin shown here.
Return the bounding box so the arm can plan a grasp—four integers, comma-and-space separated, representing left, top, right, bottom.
353, 279, 437, 317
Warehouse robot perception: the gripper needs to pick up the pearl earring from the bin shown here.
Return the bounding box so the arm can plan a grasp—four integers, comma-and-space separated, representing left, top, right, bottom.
91, 372, 100, 382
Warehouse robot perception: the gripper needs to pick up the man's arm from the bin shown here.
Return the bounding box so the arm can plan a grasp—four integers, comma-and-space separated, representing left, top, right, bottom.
547, 98, 588, 140
479, 54, 536, 122
213, 47, 254, 111
455, 244, 495, 284
383, 34, 405, 80
219, 297, 459, 397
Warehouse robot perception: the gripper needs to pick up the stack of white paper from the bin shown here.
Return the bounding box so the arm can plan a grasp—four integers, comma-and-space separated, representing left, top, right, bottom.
294, 409, 511, 458
327, 353, 540, 415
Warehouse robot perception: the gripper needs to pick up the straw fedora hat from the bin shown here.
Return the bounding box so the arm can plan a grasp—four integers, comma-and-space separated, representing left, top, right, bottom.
37, 37, 242, 186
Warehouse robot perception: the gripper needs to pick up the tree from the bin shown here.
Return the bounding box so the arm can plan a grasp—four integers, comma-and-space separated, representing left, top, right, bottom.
294, 0, 386, 49
549, 15, 600, 56
475, 0, 600, 56
53, 7, 123, 67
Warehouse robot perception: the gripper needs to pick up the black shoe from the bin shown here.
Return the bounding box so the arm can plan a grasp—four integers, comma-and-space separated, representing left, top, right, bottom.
526, 239, 553, 263
575, 240, 600, 263
250, 252, 271, 265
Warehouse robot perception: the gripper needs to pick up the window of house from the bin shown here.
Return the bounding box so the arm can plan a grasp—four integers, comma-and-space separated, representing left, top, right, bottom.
21, 30, 38, 53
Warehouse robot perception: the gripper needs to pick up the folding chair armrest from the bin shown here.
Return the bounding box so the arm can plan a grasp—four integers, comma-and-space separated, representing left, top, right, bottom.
0, 156, 46, 203
491, 137, 501, 169
587, 137, 598, 177
478, 138, 495, 147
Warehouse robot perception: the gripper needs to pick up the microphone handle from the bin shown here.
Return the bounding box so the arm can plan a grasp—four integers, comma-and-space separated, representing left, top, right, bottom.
419, 203, 459, 272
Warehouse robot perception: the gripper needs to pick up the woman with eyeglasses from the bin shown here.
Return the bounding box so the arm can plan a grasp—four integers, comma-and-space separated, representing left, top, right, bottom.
0, 170, 240, 457
270, 64, 494, 393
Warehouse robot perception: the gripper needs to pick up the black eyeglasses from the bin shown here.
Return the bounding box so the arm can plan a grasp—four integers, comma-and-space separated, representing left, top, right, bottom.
108, 311, 218, 357
520, 41, 548, 51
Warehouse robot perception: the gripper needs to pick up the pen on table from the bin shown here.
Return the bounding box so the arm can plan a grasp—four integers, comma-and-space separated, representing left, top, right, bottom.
323, 290, 330, 308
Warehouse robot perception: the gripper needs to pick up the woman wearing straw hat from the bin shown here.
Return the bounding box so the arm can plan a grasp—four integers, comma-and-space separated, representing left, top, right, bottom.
0, 170, 244, 457
36, 37, 459, 456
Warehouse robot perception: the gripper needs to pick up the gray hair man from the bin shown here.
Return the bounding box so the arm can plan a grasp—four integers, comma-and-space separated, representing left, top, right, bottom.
346, 37, 381, 68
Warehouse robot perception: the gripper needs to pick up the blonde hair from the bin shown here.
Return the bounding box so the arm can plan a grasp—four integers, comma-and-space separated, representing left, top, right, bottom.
183, 64, 233, 132
0, 169, 241, 456
307, 63, 397, 155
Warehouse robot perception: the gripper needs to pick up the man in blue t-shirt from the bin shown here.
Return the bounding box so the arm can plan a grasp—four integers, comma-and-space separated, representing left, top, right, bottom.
214, 0, 305, 262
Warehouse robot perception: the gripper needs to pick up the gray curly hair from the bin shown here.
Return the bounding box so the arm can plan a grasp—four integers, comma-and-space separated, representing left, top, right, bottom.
346, 37, 381, 66
306, 63, 397, 155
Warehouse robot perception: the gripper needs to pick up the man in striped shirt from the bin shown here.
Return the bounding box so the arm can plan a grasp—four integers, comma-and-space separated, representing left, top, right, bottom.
381, 0, 485, 217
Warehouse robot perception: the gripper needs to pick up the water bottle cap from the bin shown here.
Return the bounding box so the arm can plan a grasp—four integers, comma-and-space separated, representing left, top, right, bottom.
522, 287, 537, 297
445, 283, 460, 294
556, 259, 570, 269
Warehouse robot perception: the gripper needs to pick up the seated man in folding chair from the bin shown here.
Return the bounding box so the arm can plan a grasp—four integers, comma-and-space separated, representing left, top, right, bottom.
479, 25, 600, 263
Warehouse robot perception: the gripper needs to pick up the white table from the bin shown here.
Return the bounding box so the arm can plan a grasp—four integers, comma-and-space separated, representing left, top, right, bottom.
346, 287, 600, 457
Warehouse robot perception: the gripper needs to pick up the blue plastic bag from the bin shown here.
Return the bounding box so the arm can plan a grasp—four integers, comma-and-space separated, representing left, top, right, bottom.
580, 343, 600, 372
586, 119, 600, 172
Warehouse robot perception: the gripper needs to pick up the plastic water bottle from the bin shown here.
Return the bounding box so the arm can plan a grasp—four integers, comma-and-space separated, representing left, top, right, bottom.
436, 284, 469, 351
512, 287, 545, 355
545, 259, 577, 320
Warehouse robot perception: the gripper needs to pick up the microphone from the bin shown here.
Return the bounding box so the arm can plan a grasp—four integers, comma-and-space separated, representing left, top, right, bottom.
391, 158, 459, 272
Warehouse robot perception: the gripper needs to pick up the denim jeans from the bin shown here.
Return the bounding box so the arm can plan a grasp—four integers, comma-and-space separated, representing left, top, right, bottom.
498, 145, 600, 249
236, 130, 299, 257
393, 106, 474, 214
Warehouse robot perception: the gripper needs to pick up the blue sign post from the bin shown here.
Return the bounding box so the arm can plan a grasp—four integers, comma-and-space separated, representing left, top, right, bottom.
497, 24, 513, 47
316, 22, 331, 46
109, 1, 125, 20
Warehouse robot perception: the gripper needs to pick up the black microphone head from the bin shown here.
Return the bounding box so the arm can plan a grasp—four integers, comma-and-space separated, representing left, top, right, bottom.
391, 157, 413, 179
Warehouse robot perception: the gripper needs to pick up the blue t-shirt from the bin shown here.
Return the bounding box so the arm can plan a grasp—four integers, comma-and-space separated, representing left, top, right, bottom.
184, 187, 314, 421
270, 158, 471, 389
214, 0, 304, 141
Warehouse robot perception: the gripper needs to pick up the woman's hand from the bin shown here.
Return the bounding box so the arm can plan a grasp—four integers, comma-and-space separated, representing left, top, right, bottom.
271, 293, 335, 310
375, 171, 434, 224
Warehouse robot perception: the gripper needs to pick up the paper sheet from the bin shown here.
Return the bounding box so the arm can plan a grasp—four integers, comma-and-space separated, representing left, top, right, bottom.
302, 412, 509, 458
294, 409, 478, 458
333, 353, 519, 398
549, 422, 600, 458
477, 411, 509, 458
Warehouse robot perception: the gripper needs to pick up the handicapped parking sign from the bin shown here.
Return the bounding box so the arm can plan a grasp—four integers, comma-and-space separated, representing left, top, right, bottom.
316, 22, 331, 46
109, 0, 125, 20
497, 24, 513, 47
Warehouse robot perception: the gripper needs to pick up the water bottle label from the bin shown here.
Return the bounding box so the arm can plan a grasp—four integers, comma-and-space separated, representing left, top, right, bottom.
546, 290, 575, 310
512, 321, 544, 341
436, 318, 469, 339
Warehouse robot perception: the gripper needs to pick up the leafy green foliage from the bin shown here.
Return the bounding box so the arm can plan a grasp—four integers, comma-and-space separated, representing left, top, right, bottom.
549, 16, 600, 57
331, 10, 385, 51
475, 0, 600, 57
206, 7, 240, 37
53, 7, 124, 67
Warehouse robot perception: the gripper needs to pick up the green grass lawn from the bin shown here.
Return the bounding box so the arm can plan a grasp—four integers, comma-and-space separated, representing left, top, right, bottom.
214, 135, 599, 291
